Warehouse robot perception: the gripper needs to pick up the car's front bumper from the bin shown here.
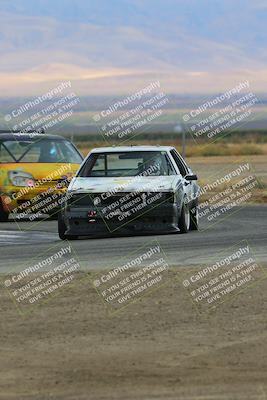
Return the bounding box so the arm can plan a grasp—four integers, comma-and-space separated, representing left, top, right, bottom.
64, 202, 179, 236
1, 185, 67, 214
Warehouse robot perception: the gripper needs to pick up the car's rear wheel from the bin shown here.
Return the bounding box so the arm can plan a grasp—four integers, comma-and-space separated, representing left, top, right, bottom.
189, 204, 199, 231
0, 200, 9, 222
58, 212, 78, 240
178, 202, 190, 233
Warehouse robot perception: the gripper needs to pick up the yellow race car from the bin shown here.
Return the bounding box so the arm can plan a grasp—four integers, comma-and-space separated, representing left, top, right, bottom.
0, 132, 83, 222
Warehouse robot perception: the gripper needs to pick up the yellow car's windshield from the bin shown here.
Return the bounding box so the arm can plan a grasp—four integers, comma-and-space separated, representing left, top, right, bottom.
0, 138, 83, 164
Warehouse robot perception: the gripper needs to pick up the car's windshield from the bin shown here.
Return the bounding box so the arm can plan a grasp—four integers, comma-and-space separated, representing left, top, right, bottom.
79, 151, 176, 177
0, 139, 83, 164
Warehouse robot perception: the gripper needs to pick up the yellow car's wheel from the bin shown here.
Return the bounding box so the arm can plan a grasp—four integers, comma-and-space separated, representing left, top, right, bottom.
0, 200, 9, 222
48, 212, 59, 221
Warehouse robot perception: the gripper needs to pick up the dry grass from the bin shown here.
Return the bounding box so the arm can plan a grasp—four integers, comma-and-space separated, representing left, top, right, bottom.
186, 143, 265, 157
76, 141, 267, 158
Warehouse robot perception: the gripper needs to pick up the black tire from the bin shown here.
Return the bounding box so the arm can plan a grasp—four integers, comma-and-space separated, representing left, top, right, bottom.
58, 212, 78, 240
189, 204, 199, 231
65, 235, 78, 240
48, 211, 59, 220
178, 203, 190, 233
0, 200, 9, 222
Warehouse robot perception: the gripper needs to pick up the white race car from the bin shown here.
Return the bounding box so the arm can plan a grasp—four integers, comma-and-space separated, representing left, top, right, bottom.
58, 146, 200, 239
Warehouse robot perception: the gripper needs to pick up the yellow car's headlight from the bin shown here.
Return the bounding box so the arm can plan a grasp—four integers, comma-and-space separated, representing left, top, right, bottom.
8, 171, 35, 187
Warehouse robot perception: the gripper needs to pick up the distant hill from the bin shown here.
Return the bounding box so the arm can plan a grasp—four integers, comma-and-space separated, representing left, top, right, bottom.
0, 0, 266, 95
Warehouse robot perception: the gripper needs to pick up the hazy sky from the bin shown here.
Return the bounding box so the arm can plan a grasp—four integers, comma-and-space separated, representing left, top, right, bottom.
0, 0, 266, 96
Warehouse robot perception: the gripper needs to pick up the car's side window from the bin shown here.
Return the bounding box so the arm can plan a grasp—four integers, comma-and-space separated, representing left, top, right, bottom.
170, 150, 188, 177
164, 154, 176, 175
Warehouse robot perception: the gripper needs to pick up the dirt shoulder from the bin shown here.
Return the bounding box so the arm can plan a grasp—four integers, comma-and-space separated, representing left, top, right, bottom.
1, 268, 267, 400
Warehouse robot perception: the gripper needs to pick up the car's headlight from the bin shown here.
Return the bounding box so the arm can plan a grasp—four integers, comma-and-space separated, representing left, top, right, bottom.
8, 171, 35, 187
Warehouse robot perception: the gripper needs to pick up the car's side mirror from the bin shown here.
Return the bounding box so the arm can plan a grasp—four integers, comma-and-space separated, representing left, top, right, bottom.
185, 174, 198, 181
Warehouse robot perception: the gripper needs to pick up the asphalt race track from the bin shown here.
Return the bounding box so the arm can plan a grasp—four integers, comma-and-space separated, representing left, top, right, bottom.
0, 205, 266, 271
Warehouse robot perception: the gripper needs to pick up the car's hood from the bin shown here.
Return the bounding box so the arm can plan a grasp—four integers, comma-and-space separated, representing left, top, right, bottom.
68, 176, 182, 193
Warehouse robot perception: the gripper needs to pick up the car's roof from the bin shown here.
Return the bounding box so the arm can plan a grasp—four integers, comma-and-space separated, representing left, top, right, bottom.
91, 145, 175, 153
0, 132, 67, 141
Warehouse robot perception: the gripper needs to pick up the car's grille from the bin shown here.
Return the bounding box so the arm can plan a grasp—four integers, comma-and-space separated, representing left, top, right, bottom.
69, 192, 174, 208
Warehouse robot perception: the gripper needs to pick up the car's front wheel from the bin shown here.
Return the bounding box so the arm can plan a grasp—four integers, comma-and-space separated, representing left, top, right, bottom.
189, 204, 199, 231
178, 203, 190, 233
58, 213, 78, 240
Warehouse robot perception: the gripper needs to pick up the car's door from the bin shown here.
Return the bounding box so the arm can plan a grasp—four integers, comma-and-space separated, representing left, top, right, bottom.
169, 149, 196, 206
